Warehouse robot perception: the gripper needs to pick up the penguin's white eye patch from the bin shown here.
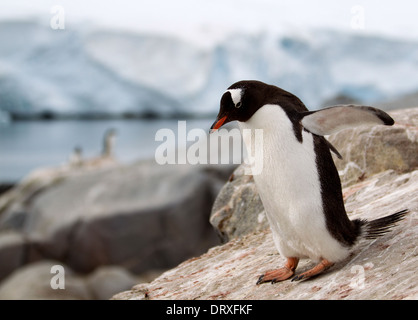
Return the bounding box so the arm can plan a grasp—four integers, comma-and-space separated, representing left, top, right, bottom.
227, 89, 242, 108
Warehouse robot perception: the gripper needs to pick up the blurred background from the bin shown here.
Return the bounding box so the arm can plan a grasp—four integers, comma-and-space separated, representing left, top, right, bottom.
0, 0, 417, 299
1, 0, 418, 181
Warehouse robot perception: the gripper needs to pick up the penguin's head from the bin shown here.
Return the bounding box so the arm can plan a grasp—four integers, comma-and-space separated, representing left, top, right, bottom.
210, 80, 272, 132
211, 80, 395, 136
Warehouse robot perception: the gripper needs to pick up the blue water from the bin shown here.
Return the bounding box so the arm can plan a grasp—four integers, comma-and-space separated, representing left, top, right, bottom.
0, 118, 214, 182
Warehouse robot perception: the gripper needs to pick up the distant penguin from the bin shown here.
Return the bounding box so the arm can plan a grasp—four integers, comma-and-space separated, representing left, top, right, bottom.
68, 146, 83, 167
210, 80, 408, 283
76, 128, 118, 169
102, 128, 117, 158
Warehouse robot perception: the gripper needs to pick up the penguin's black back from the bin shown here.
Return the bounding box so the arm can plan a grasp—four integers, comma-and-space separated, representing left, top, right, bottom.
313, 135, 362, 247
313, 136, 408, 246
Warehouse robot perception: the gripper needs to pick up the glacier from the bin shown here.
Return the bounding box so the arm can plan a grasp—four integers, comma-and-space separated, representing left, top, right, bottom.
1, 20, 418, 119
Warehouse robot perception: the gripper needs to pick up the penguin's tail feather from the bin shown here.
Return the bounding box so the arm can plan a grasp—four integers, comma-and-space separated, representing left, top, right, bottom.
362, 209, 409, 239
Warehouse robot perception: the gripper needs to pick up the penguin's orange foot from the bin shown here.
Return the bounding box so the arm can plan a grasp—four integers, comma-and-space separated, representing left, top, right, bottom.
291, 259, 334, 282
256, 267, 294, 284
256, 257, 299, 284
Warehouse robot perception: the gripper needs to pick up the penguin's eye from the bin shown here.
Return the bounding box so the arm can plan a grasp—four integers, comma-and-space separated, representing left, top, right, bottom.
235, 101, 242, 108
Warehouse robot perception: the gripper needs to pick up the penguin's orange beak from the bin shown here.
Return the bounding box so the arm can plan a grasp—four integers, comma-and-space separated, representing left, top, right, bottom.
210, 116, 227, 133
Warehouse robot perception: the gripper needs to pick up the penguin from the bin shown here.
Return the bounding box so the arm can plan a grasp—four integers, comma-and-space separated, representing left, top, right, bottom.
210, 80, 408, 283
102, 128, 117, 158
68, 146, 83, 167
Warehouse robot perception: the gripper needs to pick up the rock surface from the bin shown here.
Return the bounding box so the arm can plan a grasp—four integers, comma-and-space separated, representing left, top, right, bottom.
113, 169, 418, 300
329, 107, 418, 188
0, 260, 141, 300
210, 164, 267, 242
0, 231, 26, 281
114, 108, 418, 300
0, 260, 90, 300
0, 159, 235, 292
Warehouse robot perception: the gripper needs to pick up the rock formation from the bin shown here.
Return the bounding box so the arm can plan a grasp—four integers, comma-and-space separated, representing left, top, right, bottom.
0, 159, 235, 298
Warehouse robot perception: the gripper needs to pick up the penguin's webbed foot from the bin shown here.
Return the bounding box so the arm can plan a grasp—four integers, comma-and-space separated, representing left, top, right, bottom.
291, 259, 334, 282
256, 267, 294, 284
256, 257, 299, 285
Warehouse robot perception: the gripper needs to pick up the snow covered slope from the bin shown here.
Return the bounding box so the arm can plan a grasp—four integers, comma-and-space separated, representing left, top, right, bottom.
1, 20, 418, 119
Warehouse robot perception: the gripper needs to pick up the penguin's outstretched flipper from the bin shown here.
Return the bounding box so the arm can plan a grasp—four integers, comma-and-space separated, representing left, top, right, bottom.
300, 105, 394, 136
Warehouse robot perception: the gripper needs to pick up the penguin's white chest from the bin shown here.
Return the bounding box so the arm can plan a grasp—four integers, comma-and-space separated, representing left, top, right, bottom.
239, 105, 348, 262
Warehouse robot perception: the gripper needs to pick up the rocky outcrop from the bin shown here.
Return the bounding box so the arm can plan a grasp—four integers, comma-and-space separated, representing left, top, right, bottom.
0, 260, 148, 300
210, 164, 266, 242
0, 231, 26, 281
329, 107, 418, 188
113, 169, 418, 300
0, 159, 235, 298
114, 108, 418, 300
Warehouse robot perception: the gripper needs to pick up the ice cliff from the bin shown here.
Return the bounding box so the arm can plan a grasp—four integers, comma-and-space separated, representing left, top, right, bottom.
1, 20, 418, 118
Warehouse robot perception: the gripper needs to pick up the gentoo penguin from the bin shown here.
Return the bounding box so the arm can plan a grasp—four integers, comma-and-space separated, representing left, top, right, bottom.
102, 128, 117, 158
210, 80, 408, 283
68, 146, 83, 167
